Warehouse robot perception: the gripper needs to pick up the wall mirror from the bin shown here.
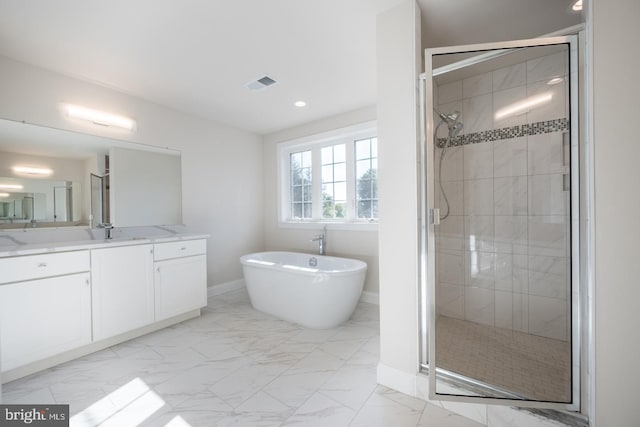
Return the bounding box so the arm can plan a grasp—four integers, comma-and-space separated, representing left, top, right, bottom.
0, 118, 182, 229
422, 36, 580, 412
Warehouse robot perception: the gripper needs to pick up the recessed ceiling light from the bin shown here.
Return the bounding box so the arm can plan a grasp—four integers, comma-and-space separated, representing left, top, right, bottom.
294, 101, 307, 107
572, 0, 582, 11
547, 77, 564, 85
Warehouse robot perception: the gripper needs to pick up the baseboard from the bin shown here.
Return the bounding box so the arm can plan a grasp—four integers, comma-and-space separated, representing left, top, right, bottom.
207, 279, 245, 298
376, 363, 418, 397
360, 290, 379, 305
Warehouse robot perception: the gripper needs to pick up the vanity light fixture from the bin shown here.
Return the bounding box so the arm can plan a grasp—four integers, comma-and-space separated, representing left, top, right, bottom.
494, 92, 553, 120
64, 104, 136, 131
294, 101, 307, 107
0, 184, 23, 190
0, 193, 9, 198
13, 166, 53, 176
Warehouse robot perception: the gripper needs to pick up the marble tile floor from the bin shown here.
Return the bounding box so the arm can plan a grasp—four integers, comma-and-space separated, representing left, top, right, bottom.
3, 289, 481, 427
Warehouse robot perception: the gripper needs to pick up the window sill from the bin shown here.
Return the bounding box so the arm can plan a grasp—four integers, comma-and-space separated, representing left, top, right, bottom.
278, 220, 378, 232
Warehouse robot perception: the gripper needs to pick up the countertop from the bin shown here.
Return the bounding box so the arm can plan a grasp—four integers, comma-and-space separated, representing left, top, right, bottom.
0, 225, 209, 258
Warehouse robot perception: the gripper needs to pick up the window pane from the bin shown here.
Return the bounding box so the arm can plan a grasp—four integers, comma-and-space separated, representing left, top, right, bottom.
303, 203, 312, 218
335, 202, 346, 218
322, 165, 333, 183
290, 149, 312, 219
334, 182, 347, 201
292, 185, 301, 202
334, 162, 346, 182
355, 137, 378, 220
333, 144, 346, 163
321, 146, 333, 165
292, 203, 302, 218
302, 150, 312, 168
355, 138, 371, 160
323, 197, 335, 218
303, 185, 312, 201
357, 200, 371, 219
291, 152, 302, 168
356, 159, 371, 179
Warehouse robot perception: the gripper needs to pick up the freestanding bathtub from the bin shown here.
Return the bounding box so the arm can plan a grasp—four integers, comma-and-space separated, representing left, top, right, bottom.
240, 251, 367, 329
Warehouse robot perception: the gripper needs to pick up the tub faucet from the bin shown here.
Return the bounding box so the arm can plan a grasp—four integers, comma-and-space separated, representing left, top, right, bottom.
97, 222, 114, 240
311, 226, 327, 255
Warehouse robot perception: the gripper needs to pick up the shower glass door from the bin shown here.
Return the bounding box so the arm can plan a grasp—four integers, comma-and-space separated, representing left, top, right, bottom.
423, 36, 579, 410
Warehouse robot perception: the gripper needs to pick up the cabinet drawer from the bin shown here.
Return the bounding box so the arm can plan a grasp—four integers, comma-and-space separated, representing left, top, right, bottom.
154, 239, 206, 261
0, 251, 90, 285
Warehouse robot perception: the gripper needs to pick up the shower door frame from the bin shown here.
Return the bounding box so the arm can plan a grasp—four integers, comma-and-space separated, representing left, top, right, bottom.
421, 35, 581, 411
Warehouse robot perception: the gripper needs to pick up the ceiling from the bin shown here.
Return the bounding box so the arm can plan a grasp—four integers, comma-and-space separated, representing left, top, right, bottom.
0, 1, 582, 136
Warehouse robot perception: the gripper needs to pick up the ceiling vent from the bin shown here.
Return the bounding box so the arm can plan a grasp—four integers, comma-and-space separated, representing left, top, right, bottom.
245, 75, 278, 91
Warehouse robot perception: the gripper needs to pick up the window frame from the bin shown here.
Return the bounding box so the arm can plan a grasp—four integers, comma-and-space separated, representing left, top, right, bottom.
277, 121, 377, 231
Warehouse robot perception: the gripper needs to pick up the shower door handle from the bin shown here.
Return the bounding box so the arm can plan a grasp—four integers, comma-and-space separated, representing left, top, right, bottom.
429, 208, 440, 225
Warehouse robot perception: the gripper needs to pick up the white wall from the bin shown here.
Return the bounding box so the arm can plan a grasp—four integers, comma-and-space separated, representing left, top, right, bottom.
262, 106, 380, 295
376, 0, 422, 385
591, 0, 640, 425
0, 55, 264, 287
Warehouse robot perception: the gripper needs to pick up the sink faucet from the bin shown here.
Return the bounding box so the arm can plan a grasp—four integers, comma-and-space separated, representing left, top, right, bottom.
311, 226, 327, 255
97, 222, 114, 240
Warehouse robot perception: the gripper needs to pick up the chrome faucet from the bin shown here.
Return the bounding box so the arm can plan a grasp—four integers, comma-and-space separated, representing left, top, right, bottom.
97, 222, 114, 240
311, 226, 327, 255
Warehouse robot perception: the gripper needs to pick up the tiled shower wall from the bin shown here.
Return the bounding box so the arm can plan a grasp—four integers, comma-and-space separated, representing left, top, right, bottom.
434, 50, 570, 341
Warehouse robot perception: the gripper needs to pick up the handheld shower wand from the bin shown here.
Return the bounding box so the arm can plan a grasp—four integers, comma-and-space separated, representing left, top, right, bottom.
434, 110, 463, 221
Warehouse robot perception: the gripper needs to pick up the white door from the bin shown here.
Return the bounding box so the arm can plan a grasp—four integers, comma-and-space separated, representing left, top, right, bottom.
422, 35, 581, 411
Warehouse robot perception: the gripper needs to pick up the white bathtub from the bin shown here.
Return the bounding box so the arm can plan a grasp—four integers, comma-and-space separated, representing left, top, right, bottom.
240, 251, 367, 329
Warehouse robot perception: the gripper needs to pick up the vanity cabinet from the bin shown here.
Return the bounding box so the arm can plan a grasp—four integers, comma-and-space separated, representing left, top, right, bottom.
154, 239, 207, 321
91, 244, 154, 341
0, 251, 91, 372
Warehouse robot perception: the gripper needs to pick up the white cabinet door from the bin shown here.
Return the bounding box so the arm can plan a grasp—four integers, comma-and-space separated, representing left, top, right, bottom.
154, 254, 207, 321
91, 244, 154, 341
0, 272, 92, 372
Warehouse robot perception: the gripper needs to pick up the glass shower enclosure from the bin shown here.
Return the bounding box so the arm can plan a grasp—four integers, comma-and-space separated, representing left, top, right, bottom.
421, 36, 581, 411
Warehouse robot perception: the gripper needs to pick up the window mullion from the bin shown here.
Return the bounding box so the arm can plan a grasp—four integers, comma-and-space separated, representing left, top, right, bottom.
311, 146, 323, 220
345, 139, 356, 221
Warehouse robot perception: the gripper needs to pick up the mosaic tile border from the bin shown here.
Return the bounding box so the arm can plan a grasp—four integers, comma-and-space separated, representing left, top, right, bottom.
437, 117, 569, 148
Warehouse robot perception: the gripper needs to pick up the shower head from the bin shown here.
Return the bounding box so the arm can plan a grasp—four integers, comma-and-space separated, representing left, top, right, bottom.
436, 110, 463, 137
450, 121, 463, 137
437, 110, 460, 125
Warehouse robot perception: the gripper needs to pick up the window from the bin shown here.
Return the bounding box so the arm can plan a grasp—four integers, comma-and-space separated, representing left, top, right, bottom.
278, 121, 377, 227
321, 144, 347, 219
290, 150, 312, 219
355, 137, 378, 220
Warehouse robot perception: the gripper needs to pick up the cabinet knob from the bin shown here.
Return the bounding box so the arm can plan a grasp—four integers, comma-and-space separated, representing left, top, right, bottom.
37, 262, 47, 268
180, 247, 187, 251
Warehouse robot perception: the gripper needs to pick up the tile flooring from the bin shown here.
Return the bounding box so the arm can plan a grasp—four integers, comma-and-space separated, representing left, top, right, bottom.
436, 315, 571, 402
3, 289, 481, 426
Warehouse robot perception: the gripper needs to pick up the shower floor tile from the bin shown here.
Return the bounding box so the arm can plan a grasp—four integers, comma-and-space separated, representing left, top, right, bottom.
436, 315, 571, 402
